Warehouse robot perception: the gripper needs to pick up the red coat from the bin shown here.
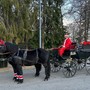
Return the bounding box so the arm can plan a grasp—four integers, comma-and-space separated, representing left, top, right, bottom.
58, 38, 72, 56
62, 38, 72, 50
0, 39, 5, 46
81, 41, 90, 45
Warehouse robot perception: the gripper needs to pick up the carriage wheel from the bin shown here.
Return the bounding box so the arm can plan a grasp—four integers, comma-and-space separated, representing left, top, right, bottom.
85, 57, 90, 74
50, 59, 61, 72
62, 60, 77, 78
76, 59, 86, 70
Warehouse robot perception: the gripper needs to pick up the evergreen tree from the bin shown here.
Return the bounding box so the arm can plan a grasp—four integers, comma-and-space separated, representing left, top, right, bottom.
42, 0, 65, 48
0, 0, 65, 49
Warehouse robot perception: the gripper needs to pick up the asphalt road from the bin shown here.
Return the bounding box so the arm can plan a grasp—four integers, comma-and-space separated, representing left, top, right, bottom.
0, 65, 90, 90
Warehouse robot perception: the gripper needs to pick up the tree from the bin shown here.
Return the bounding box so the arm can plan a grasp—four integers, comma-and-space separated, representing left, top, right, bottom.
42, 0, 65, 48
0, 0, 38, 47
63, 0, 90, 43
0, 0, 65, 49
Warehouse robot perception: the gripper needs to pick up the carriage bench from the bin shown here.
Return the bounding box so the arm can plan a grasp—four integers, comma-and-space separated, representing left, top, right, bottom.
80, 49, 90, 53
77, 49, 90, 59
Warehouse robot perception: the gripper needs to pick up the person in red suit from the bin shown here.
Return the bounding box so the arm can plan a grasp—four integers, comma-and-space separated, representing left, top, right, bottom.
0, 39, 5, 46
58, 34, 72, 57
0, 38, 6, 53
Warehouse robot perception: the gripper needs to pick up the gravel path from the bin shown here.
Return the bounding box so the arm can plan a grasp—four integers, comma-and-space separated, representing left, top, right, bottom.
0, 65, 90, 90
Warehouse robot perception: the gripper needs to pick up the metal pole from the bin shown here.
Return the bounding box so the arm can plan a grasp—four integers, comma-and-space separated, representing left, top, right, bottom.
39, 0, 42, 48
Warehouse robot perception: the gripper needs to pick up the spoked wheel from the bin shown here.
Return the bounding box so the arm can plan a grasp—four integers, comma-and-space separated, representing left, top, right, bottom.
50, 59, 61, 72
76, 59, 86, 70
62, 59, 77, 78
85, 57, 90, 74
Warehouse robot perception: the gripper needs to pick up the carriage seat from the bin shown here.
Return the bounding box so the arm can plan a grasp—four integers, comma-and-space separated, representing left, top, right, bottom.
70, 42, 77, 50
77, 44, 90, 52
82, 44, 90, 49
62, 50, 70, 59
51, 49, 70, 60
79, 49, 90, 53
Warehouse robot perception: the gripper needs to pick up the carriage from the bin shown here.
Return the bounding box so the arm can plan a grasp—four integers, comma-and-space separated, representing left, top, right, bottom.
71, 43, 90, 74
50, 42, 90, 78
49, 43, 77, 78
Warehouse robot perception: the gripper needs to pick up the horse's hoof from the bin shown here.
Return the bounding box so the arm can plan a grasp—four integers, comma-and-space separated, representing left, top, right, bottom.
35, 73, 39, 77
13, 77, 16, 80
13, 77, 18, 82
44, 77, 49, 81
17, 79, 23, 84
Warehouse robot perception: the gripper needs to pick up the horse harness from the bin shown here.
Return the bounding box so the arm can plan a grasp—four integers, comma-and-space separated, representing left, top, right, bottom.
16, 49, 39, 63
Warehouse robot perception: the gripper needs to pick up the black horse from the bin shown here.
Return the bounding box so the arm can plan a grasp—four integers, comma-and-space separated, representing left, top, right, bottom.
9, 48, 50, 84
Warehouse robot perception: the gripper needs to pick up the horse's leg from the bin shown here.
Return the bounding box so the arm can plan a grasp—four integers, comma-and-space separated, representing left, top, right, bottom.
9, 60, 18, 81
38, 48, 50, 80
35, 63, 42, 77
14, 57, 23, 84
16, 64, 23, 84
43, 60, 50, 81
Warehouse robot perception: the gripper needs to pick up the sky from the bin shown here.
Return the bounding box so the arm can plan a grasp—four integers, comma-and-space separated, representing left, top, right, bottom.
61, 0, 74, 26
63, 17, 74, 26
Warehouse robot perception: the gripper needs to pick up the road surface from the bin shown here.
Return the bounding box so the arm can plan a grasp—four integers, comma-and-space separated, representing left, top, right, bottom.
0, 65, 90, 90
